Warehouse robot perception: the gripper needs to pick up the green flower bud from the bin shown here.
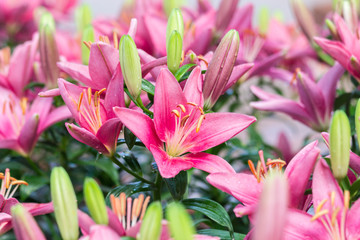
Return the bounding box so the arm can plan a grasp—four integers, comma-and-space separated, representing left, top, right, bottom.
50, 167, 79, 240
258, 8, 269, 35
39, 11, 59, 88
164, 0, 184, 16
138, 201, 162, 240
166, 202, 195, 240
166, 8, 184, 46
329, 110, 351, 179
81, 25, 95, 65
83, 178, 108, 225
119, 35, 142, 99
167, 30, 183, 74
75, 4, 93, 35
355, 99, 360, 147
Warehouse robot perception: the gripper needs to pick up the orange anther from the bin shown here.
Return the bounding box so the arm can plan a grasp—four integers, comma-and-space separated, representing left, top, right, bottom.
177, 104, 186, 113
113, 31, 119, 50
77, 92, 84, 111
196, 114, 206, 133
140, 196, 150, 220
171, 109, 180, 118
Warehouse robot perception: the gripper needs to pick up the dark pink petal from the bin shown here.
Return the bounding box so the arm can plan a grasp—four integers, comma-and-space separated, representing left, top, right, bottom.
57, 62, 93, 87
38, 88, 60, 97
250, 85, 284, 101
277, 132, 294, 163
104, 64, 125, 118
314, 37, 352, 68
183, 66, 204, 106
143, 15, 167, 56
66, 123, 109, 155
185, 27, 212, 55
96, 118, 122, 156
23, 202, 53, 216
227, 4, 253, 33
107, 207, 126, 236
138, 49, 166, 79
78, 210, 95, 235
285, 141, 320, 208
206, 172, 261, 205
188, 112, 256, 153
296, 72, 327, 124
1, 198, 19, 215
113, 107, 162, 150
247, 51, 285, 78
312, 159, 344, 214
185, 152, 235, 174
18, 114, 39, 155
0, 139, 19, 152
317, 63, 344, 115
150, 145, 193, 178
233, 204, 257, 218
154, 68, 188, 142
88, 42, 119, 89
334, 14, 356, 47
250, 99, 311, 126
283, 209, 329, 240
58, 78, 84, 122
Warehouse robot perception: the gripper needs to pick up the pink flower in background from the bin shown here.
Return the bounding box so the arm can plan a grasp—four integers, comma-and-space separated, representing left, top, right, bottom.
0, 87, 71, 156
251, 63, 344, 131
314, 14, 360, 79
58, 65, 124, 156
114, 68, 255, 178
0, 169, 53, 235
207, 141, 320, 218
0, 36, 38, 97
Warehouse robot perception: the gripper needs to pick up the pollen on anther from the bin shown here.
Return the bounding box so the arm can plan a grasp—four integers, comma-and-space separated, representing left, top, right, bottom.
177, 104, 186, 113
172, 109, 180, 117
77, 92, 84, 111
196, 114, 205, 133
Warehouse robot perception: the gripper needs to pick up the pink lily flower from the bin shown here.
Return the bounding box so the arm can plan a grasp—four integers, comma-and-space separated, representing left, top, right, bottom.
0, 169, 53, 235
281, 158, 360, 240
250, 63, 345, 131
0, 35, 38, 97
57, 39, 119, 91
40, 0, 78, 20
79, 193, 218, 240
114, 68, 255, 178
58, 65, 124, 156
207, 141, 320, 219
0, 87, 71, 156
314, 14, 360, 79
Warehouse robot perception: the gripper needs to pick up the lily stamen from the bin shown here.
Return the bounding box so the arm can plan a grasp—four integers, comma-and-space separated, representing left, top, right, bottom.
0, 169, 28, 200
110, 193, 150, 230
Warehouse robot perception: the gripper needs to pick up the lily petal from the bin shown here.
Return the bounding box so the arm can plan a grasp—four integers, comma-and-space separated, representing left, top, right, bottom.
113, 107, 162, 149
104, 64, 125, 119
183, 66, 204, 106
18, 114, 39, 155
57, 62, 93, 87
188, 112, 256, 153
185, 152, 235, 174
96, 118, 122, 156
66, 123, 109, 155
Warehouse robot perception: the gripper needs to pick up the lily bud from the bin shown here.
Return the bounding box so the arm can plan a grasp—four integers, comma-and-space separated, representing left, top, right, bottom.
290, 0, 317, 40
355, 99, 360, 150
119, 35, 142, 99
215, 0, 239, 32
39, 11, 59, 88
253, 170, 288, 240
50, 167, 79, 240
164, 0, 184, 17
75, 4, 92, 35
11, 204, 46, 240
83, 178, 108, 225
166, 8, 184, 46
166, 202, 195, 240
167, 30, 183, 74
138, 201, 162, 240
329, 110, 351, 179
81, 25, 95, 65
258, 8, 270, 35
325, 19, 339, 40
203, 29, 240, 110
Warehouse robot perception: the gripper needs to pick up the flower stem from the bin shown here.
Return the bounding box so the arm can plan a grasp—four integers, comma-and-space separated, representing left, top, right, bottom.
110, 155, 154, 185
24, 155, 45, 176
153, 171, 162, 201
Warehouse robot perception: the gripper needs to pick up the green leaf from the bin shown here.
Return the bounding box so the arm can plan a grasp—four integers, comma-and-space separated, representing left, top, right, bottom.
20, 175, 49, 201
350, 177, 360, 198
118, 152, 143, 177
197, 229, 246, 240
124, 127, 137, 150
105, 181, 153, 205
164, 171, 187, 200
181, 198, 234, 239
174, 64, 196, 81
141, 79, 155, 95
24, 82, 45, 90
